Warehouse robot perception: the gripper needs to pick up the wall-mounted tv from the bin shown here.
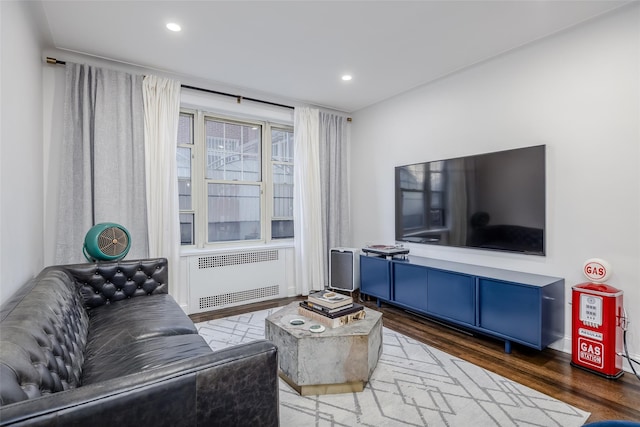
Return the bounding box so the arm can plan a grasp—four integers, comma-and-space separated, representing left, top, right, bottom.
395, 145, 546, 255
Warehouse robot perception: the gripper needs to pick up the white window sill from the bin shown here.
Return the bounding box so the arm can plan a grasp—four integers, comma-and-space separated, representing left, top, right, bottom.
180, 241, 294, 257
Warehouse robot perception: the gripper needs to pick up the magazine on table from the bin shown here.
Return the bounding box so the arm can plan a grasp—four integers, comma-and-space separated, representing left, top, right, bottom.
298, 305, 366, 328
307, 290, 353, 309
302, 300, 354, 314
300, 301, 363, 319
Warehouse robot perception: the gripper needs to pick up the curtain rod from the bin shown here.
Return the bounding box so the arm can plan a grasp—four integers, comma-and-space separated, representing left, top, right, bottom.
46, 56, 293, 110
45, 56, 352, 120
46, 57, 66, 65
181, 84, 294, 110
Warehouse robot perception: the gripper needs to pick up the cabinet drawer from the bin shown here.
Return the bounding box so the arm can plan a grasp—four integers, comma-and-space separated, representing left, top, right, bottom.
360, 256, 391, 300
427, 270, 475, 325
394, 263, 428, 311
478, 279, 541, 346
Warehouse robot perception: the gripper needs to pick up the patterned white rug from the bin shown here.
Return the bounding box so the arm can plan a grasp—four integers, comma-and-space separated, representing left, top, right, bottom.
196, 308, 590, 427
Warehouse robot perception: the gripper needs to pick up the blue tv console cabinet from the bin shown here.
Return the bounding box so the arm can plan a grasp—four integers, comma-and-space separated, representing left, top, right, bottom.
360, 255, 565, 353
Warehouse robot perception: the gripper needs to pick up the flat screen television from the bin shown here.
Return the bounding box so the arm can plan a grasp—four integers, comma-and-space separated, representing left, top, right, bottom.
395, 145, 546, 255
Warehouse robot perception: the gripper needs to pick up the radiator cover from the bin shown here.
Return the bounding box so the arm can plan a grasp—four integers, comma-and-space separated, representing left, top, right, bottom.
189, 249, 286, 313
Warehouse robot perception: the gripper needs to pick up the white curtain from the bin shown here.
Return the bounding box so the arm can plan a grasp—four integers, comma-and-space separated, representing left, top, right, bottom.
319, 112, 351, 280
293, 107, 324, 295
55, 63, 148, 264
142, 76, 181, 297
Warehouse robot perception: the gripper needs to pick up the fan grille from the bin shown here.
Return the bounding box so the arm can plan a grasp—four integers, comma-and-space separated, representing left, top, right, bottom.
97, 227, 129, 256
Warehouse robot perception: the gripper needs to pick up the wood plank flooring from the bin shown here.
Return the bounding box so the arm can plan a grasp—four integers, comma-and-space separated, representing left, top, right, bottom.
190, 295, 640, 424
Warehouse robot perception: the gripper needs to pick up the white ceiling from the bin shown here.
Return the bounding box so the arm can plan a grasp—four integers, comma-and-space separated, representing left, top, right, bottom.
40, 1, 630, 112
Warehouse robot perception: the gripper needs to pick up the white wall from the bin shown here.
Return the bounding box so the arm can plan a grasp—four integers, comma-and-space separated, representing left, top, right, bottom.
350, 4, 640, 364
0, 2, 47, 306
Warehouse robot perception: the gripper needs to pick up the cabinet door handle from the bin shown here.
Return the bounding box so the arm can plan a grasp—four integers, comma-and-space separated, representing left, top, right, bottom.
542, 296, 555, 301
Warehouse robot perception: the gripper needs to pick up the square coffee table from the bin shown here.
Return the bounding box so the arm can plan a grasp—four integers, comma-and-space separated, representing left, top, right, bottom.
265, 301, 383, 396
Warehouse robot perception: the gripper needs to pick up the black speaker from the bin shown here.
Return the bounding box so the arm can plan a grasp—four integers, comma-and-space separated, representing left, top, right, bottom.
329, 248, 360, 292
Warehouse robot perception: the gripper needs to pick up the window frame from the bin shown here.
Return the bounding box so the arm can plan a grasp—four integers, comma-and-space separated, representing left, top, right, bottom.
178, 108, 294, 249
177, 110, 196, 246
269, 125, 295, 240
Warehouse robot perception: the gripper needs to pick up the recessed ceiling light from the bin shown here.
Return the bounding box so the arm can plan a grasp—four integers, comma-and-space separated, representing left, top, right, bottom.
166, 22, 181, 32
341, 75, 353, 81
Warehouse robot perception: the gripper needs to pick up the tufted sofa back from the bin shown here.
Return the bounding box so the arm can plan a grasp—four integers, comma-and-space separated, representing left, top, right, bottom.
0, 258, 169, 406
68, 258, 168, 308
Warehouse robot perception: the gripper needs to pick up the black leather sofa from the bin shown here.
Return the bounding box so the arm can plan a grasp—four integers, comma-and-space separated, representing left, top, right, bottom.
0, 258, 279, 426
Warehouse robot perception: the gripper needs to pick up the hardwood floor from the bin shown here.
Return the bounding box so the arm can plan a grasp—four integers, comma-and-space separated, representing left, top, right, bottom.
190, 295, 640, 424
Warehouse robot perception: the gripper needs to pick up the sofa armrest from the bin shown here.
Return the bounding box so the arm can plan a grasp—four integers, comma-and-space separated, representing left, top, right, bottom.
0, 340, 278, 427
61, 258, 169, 309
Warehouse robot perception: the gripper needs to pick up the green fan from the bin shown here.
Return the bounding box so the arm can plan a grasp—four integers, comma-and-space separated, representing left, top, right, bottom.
83, 222, 131, 262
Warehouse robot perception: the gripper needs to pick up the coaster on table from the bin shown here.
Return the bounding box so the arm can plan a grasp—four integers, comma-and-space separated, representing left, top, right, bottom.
309, 324, 325, 333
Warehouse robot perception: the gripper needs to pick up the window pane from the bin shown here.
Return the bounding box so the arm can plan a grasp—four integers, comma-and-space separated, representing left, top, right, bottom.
271, 127, 294, 239
177, 147, 191, 179
272, 220, 294, 239
177, 114, 193, 145
177, 147, 192, 210
178, 179, 192, 211
272, 129, 294, 162
180, 213, 194, 245
240, 154, 260, 181
208, 183, 261, 242
205, 119, 261, 181
272, 164, 293, 217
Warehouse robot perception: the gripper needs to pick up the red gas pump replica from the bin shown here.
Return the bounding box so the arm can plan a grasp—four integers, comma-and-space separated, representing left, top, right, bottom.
571, 258, 624, 379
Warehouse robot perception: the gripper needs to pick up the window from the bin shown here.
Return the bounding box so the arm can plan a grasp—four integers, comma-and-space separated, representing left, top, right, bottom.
271, 127, 294, 239
177, 113, 194, 244
205, 118, 262, 243
177, 110, 294, 246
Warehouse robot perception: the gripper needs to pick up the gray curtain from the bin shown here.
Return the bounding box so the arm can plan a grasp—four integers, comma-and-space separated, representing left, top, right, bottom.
318, 112, 351, 281
55, 63, 148, 263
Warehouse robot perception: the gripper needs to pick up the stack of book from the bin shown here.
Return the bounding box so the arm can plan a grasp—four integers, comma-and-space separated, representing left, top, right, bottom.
298, 290, 366, 328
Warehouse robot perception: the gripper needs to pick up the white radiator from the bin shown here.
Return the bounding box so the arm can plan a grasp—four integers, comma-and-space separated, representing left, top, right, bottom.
188, 249, 287, 313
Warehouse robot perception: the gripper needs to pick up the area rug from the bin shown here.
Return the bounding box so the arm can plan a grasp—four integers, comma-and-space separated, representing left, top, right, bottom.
196, 308, 590, 427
